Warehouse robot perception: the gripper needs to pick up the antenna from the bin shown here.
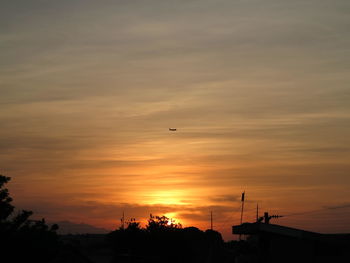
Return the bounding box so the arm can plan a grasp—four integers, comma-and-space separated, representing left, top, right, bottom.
261, 212, 283, 224
239, 191, 245, 241
240, 191, 245, 224
122, 211, 125, 230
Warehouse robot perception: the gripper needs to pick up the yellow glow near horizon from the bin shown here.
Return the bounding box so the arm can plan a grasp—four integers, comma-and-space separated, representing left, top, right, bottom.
142, 190, 188, 206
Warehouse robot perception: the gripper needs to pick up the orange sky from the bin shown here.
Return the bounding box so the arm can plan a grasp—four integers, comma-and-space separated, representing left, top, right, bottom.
1, 0, 350, 240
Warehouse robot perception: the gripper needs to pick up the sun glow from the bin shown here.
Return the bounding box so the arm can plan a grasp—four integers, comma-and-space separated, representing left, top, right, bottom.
143, 190, 188, 205
164, 212, 180, 226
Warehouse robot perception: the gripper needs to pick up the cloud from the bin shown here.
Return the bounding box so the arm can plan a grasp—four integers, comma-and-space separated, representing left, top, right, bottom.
209, 194, 240, 204
1, 0, 350, 239
19, 198, 239, 226
323, 203, 350, 210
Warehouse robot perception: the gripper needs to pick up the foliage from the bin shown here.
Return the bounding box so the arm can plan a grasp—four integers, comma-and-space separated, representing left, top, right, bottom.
146, 214, 182, 231
0, 174, 59, 263
0, 175, 14, 221
125, 217, 141, 231
107, 214, 225, 263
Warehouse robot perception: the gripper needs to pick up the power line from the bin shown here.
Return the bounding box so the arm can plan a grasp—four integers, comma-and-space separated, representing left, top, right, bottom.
284, 205, 350, 217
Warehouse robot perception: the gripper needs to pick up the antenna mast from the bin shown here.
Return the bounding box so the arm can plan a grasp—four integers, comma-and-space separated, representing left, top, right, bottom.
240, 191, 245, 224
239, 191, 245, 241
122, 211, 125, 230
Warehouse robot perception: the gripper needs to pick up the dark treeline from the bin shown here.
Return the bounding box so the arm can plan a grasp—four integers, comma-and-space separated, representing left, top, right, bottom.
107, 215, 230, 263
2, 174, 349, 263
0, 175, 59, 262
0, 175, 99, 262
0, 174, 246, 263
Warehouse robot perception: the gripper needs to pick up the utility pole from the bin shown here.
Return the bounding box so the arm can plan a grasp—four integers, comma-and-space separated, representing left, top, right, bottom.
256, 203, 259, 222
210, 211, 213, 230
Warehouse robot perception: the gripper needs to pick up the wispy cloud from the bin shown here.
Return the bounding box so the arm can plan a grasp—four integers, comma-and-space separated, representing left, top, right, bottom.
1, 0, 350, 238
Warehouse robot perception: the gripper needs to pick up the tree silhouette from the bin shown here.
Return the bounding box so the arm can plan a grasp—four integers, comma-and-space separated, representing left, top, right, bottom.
0, 175, 14, 221
107, 214, 227, 263
146, 214, 182, 232
125, 217, 141, 231
0, 174, 59, 263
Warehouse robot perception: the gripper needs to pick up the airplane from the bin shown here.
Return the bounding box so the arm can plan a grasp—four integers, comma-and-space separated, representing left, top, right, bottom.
169, 128, 177, 131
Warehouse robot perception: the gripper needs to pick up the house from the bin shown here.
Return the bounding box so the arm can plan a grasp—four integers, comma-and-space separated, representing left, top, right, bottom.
232, 221, 350, 263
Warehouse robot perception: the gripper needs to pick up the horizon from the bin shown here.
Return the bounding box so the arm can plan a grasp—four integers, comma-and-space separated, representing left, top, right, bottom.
1, 0, 350, 241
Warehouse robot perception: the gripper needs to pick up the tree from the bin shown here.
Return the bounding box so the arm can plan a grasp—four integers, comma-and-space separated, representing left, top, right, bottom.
0, 174, 59, 262
0, 175, 14, 221
125, 217, 141, 231
146, 214, 182, 232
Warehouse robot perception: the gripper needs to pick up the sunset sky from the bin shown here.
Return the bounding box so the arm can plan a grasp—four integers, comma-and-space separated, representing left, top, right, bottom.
1, 0, 349, 239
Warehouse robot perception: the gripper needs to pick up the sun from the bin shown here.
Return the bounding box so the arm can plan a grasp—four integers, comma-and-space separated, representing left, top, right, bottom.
164, 213, 180, 226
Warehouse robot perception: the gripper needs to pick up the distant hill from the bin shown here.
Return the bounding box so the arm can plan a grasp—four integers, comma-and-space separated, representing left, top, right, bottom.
52, 221, 110, 235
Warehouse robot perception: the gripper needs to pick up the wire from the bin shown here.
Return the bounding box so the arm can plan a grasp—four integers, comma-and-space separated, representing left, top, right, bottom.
283, 204, 350, 217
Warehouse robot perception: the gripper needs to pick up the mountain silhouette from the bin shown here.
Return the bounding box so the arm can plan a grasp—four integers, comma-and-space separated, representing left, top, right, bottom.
52, 221, 109, 235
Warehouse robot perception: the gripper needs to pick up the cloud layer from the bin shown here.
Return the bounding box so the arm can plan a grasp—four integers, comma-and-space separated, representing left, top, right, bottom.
1, 0, 350, 239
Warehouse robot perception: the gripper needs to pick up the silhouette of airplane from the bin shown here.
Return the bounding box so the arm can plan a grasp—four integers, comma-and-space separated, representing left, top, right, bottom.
169, 128, 177, 131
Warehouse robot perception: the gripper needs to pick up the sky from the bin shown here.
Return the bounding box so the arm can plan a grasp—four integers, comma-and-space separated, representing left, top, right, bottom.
1, 0, 350, 240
